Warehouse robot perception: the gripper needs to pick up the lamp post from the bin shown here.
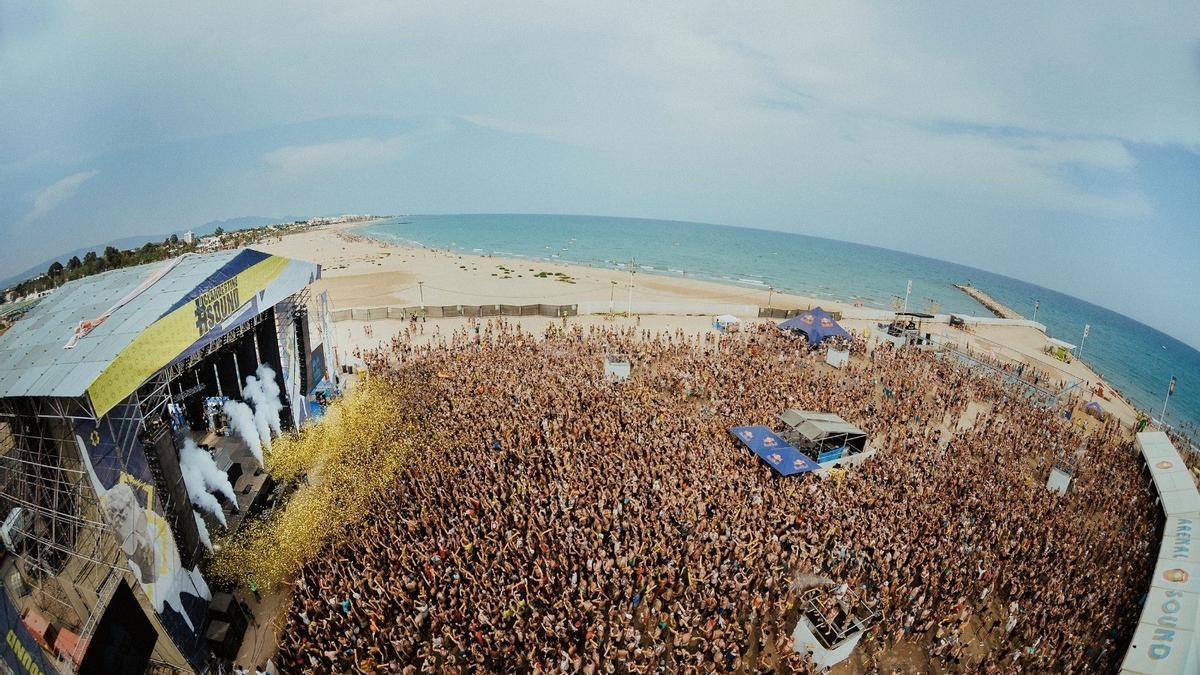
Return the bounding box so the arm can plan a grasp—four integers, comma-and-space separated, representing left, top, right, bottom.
1032, 300, 1039, 323
418, 281, 425, 309
1078, 324, 1090, 360
609, 281, 616, 315
902, 280, 912, 314
768, 286, 775, 311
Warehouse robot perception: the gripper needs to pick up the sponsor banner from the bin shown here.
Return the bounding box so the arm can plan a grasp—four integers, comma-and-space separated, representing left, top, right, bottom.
73, 412, 209, 671
728, 425, 821, 476
1161, 516, 1200, 565
87, 255, 318, 418
318, 291, 339, 391
276, 303, 303, 427
1, 587, 56, 675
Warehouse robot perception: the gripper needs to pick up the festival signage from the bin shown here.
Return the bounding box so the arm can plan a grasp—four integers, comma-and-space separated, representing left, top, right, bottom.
86, 251, 319, 419
728, 425, 821, 476
0, 588, 56, 675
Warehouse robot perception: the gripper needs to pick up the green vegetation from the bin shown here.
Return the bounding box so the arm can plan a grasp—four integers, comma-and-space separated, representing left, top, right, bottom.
3, 220, 316, 301
7, 239, 201, 300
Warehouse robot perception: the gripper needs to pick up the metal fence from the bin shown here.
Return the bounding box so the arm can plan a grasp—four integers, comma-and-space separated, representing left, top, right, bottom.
757, 307, 842, 320
330, 304, 579, 322
330, 304, 835, 323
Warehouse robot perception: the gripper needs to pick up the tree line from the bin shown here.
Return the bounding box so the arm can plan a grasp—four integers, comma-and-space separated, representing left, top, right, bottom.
5, 232, 208, 300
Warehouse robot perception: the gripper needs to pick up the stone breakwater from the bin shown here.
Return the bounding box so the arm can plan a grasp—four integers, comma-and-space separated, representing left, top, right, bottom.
954, 283, 1024, 320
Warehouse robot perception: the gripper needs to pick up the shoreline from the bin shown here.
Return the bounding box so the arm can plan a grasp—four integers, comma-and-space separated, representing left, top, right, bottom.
257, 221, 1149, 428
343, 218, 910, 318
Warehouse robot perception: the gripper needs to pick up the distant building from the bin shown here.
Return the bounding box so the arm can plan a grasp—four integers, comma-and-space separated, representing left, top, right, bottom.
183, 230, 194, 244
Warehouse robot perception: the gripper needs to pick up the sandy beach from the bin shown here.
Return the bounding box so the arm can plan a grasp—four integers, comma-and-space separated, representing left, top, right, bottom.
256, 221, 1141, 426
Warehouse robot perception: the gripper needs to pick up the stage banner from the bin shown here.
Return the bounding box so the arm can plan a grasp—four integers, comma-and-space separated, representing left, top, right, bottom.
87, 252, 319, 419
276, 300, 305, 427
1, 587, 56, 675
72, 407, 209, 671
318, 290, 340, 391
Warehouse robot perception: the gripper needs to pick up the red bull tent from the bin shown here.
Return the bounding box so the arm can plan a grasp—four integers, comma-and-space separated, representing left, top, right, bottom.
779, 307, 850, 343
729, 425, 821, 476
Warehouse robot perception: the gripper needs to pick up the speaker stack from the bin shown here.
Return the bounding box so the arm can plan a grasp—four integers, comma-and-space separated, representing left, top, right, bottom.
204, 592, 249, 660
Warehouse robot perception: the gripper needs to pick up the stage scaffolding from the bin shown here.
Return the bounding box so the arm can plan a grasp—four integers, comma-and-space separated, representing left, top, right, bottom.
0, 369, 193, 638
0, 396, 121, 636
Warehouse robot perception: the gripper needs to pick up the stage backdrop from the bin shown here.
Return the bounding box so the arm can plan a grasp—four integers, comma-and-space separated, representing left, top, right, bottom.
74, 406, 210, 671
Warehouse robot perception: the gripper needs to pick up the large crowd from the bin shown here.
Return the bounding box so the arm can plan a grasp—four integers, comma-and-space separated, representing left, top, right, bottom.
275, 319, 1155, 673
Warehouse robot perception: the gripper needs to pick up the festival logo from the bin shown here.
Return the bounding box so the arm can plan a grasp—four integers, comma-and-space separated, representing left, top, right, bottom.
740, 430, 755, 440
1163, 568, 1189, 583
769, 453, 782, 464
819, 317, 834, 328
1157, 460, 1175, 470
763, 436, 777, 447
193, 278, 241, 334
800, 314, 815, 324
793, 459, 807, 470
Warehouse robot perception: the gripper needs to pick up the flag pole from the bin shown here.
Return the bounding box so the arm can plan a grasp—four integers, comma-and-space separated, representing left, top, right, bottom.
1161, 376, 1175, 426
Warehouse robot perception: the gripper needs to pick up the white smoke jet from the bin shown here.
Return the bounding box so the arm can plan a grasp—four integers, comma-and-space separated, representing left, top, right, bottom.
223, 399, 263, 467
242, 375, 274, 452
255, 364, 284, 435
194, 511, 213, 552
178, 438, 234, 528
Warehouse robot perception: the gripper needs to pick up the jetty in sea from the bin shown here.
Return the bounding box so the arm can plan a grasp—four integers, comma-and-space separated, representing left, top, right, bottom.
953, 283, 1024, 320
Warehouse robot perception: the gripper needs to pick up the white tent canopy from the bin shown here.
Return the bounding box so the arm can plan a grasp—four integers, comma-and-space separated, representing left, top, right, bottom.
714, 314, 742, 325
1047, 337, 1077, 351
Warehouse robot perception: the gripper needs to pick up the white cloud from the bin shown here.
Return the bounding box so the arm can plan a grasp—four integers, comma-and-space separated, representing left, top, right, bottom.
22, 169, 98, 224
262, 136, 409, 175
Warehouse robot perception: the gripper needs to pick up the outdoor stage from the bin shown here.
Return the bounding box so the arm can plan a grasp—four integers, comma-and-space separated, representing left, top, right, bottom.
0, 248, 328, 673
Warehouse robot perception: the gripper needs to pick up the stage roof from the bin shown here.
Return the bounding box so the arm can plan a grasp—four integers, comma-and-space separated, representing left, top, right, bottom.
778, 409, 867, 441
0, 249, 318, 416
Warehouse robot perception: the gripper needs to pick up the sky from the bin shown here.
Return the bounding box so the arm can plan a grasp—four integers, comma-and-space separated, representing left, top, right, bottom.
1, 1, 1198, 346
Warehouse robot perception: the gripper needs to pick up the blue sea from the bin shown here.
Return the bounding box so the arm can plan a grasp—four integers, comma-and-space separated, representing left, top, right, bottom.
359, 213, 1200, 443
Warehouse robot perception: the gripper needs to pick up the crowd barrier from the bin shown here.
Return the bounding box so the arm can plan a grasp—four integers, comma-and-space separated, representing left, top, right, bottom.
328, 303, 1044, 333
1120, 431, 1200, 673
758, 307, 844, 320
330, 304, 579, 322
